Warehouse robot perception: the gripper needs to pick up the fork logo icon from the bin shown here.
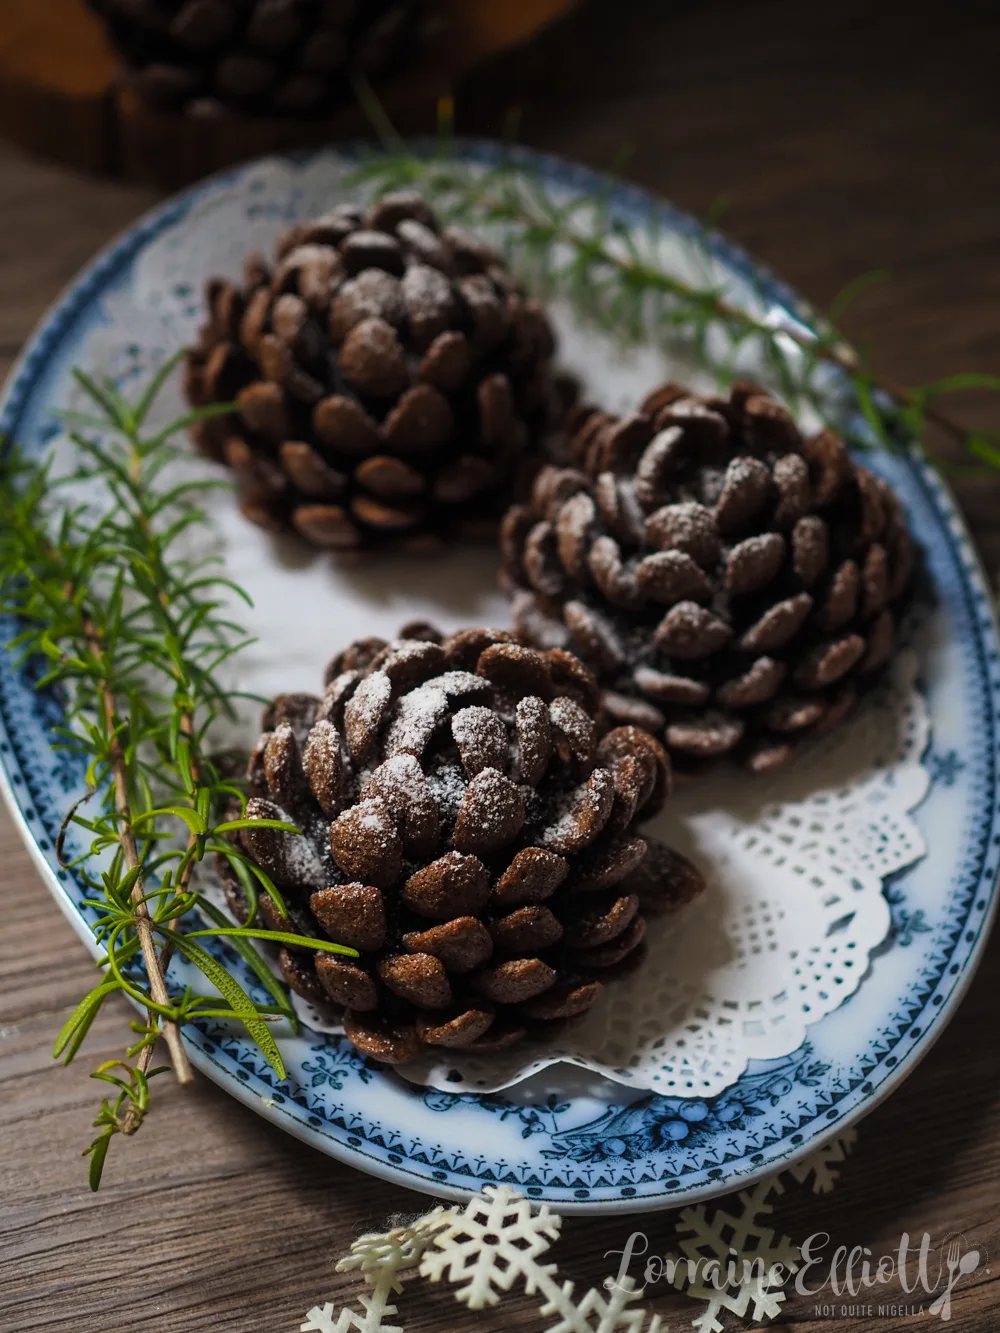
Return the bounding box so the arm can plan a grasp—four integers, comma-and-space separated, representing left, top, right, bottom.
928, 1242, 982, 1322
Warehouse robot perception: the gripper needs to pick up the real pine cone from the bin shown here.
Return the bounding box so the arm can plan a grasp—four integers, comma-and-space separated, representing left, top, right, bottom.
222, 624, 705, 1064
87, 0, 423, 119
184, 190, 563, 551
500, 381, 915, 775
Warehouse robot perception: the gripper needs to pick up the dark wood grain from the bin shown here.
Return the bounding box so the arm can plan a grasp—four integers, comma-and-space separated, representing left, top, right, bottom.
1, 2, 998, 1329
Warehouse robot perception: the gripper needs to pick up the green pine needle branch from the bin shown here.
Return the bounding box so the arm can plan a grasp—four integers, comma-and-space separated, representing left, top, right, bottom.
0, 353, 357, 1190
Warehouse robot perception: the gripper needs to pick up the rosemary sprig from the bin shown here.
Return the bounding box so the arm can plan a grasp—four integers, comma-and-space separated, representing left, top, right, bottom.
0, 355, 357, 1189
348, 119, 1000, 471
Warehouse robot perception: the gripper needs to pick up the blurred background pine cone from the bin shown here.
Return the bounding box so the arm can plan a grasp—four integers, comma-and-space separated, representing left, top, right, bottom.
86, 0, 424, 119
221, 624, 704, 1064
500, 381, 915, 775
185, 190, 566, 551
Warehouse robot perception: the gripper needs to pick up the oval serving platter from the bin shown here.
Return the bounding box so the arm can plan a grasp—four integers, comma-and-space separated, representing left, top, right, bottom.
1, 143, 998, 1214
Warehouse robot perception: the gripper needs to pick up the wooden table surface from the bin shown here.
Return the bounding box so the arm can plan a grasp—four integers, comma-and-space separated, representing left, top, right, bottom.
1, 2, 998, 1330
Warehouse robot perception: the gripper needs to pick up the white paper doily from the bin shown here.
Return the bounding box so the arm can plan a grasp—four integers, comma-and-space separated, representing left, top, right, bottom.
60, 152, 930, 1100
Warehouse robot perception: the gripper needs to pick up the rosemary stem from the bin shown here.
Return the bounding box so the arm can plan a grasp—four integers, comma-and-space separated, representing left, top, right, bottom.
120, 1044, 159, 1134
90, 623, 192, 1088
119, 829, 199, 1133
695, 289, 962, 447
114, 432, 211, 1113
68, 431, 196, 1088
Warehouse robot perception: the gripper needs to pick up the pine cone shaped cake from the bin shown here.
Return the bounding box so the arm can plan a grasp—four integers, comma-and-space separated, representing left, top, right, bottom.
184, 191, 562, 551
222, 626, 705, 1064
87, 1, 423, 119
500, 381, 915, 774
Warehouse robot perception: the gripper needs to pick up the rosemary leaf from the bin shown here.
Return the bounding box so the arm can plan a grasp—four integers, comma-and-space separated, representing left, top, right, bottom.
348, 138, 1000, 471
0, 362, 357, 1187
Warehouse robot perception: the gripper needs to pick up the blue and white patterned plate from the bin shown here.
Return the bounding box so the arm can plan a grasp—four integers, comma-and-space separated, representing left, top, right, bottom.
1, 143, 998, 1214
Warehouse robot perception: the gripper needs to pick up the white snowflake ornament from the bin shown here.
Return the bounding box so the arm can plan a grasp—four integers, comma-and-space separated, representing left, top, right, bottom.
664, 1177, 800, 1333
673, 1177, 801, 1279
336, 1208, 450, 1291
660, 1131, 859, 1331
539, 1274, 664, 1333
318, 1207, 451, 1333
419, 1184, 562, 1307
304, 1132, 859, 1333
784, 1129, 858, 1193
301, 1279, 402, 1333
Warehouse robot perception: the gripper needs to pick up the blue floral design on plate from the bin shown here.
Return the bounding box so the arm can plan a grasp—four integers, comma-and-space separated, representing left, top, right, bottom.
0, 142, 997, 1214
927, 747, 966, 788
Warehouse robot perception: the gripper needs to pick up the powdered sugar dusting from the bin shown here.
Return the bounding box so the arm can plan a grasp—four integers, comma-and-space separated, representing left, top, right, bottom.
431, 670, 493, 702
334, 797, 399, 864
646, 501, 718, 557
318, 670, 361, 724
344, 671, 392, 744
535, 769, 614, 854
548, 696, 594, 759
401, 264, 454, 320
461, 766, 509, 830
385, 638, 433, 665
383, 683, 450, 757
451, 705, 509, 775
371, 751, 429, 800
424, 758, 468, 827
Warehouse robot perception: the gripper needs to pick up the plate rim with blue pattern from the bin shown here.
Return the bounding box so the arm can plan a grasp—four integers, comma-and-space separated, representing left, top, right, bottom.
1, 141, 997, 1214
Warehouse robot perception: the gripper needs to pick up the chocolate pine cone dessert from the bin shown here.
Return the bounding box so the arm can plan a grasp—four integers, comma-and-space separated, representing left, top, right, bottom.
500, 381, 915, 775
86, 1, 424, 120
222, 626, 705, 1065
184, 190, 562, 552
